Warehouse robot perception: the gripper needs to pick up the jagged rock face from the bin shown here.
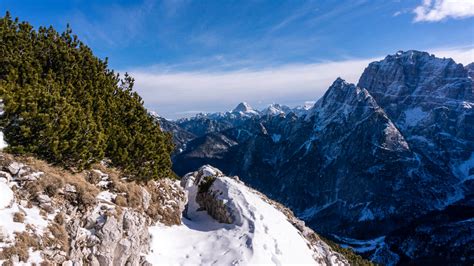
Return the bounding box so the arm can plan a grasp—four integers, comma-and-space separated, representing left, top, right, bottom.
466, 63, 474, 79
358, 51, 473, 115
68, 209, 151, 266
170, 51, 474, 264
358, 50, 474, 198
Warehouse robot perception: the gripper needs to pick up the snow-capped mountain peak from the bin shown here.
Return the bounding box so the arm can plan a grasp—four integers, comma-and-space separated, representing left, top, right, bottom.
232, 102, 257, 113
261, 103, 291, 116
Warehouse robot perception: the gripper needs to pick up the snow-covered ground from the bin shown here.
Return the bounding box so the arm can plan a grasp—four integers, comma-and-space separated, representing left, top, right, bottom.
0, 168, 48, 265
0, 132, 7, 150
147, 166, 324, 265
0, 100, 6, 150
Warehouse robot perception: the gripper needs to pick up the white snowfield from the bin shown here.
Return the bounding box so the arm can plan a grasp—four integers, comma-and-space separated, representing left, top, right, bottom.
147, 166, 345, 266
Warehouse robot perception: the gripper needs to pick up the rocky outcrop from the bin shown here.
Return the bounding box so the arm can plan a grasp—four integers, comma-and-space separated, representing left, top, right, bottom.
0, 153, 186, 265
183, 166, 234, 224
180, 165, 355, 265
67, 208, 150, 265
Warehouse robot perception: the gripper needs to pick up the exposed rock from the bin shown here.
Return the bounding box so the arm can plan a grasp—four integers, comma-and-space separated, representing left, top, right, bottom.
36, 194, 51, 204
196, 179, 234, 224
64, 184, 77, 193
77, 209, 149, 266
0, 171, 12, 182
7, 161, 23, 175
141, 187, 151, 210
189, 166, 236, 224
0, 154, 187, 266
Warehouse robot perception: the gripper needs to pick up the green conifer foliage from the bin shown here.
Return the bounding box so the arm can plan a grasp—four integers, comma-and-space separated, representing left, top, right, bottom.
0, 12, 174, 180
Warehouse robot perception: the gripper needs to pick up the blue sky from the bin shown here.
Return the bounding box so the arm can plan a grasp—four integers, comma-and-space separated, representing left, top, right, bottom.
2, 0, 474, 118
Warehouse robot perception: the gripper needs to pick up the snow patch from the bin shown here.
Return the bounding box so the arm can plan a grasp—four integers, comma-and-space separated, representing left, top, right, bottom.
96, 191, 117, 203
0, 179, 49, 255
0, 132, 7, 150
299, 201, 338, 220
358, 206, 375, 222
458, 152, 474, 182
0, 182, 13, 209
462, 101, 473, 109
271, 134, 281, 143
404, 107, 427, 127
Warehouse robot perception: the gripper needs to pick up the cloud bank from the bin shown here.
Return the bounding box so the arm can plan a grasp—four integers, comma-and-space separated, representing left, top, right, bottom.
129, 47, 474, 119
414, 0, 474, 22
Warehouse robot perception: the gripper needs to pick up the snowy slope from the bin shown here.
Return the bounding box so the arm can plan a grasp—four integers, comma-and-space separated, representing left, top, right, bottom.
147, 166, 347, 266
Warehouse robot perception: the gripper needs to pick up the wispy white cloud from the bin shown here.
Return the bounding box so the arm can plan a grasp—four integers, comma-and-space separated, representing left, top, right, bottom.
128, 46, 474, 119
267, 2, 317, 34
431, 45, 474, 64
393, 11, 403, 17
413, 0, 474, 22
129, 58, 375, 118
65, 0, 157, 47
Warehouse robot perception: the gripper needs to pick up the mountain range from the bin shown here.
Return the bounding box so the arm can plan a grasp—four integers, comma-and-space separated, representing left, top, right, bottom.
158, 50, 474, 265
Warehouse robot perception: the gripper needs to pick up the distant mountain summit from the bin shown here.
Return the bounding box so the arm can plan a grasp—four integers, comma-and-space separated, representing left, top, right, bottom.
261, 103, 292, 116
232, 102, 260, 115
163, 50, 474, 265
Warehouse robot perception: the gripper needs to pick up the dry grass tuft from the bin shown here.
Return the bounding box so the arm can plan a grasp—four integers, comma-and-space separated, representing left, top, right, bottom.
146, 180, 185, 226
108, 173, 144, 210
13, 211, 25, 223
15, 156, 100, 210
0, 231, 40, 262
114, 195, 127, 207
43, 223, 69, 252
53, 212, 65, 225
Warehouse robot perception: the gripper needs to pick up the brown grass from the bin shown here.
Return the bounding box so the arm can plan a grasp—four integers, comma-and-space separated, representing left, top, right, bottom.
43, 223, 69, 252
108, 173, 144, 210
146, 180, 185, 225
53, 212, 65, 225
114, 195, 127, 207
0, 232, 40, 262
13, 211, 25, 223
13, 156, 100, 210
